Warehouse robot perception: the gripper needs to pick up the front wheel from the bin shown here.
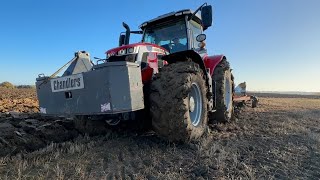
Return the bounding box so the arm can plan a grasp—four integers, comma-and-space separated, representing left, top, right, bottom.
150, 61, 208, 142
211, 59, 234, 123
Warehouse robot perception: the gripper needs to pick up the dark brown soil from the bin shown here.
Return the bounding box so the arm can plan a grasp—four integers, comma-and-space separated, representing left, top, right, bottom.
0, 88, 319, 179
249, 92, 320, 99
0, 88, 79, 157
0, 87, 38, 113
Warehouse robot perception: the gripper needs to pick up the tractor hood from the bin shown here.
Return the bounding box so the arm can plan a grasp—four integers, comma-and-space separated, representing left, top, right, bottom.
105, 43, 169, 58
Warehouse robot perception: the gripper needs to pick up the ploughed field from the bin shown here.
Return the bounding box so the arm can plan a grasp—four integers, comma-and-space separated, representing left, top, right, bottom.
0, 87, 320, 179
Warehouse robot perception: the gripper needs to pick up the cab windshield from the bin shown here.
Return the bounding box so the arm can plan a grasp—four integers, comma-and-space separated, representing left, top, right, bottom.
143, 20, 188, 53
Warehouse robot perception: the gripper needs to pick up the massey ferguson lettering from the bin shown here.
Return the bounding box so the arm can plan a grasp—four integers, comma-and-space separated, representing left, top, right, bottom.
50, 74, 84, 92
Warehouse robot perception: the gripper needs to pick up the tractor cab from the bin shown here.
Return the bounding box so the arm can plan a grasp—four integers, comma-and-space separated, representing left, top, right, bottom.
141, 17, 189, 53
106, 4, 213, 77
140, 4, 212, 54
114, 4, 212, 54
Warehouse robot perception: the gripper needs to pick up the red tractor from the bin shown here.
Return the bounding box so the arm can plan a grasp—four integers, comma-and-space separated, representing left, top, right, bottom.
36, 3, 235, 142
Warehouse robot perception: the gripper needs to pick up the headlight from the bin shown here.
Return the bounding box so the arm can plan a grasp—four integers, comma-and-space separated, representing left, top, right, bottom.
118, 49, 126, 55
114, 46, 138, 56
127, 47, 134, 53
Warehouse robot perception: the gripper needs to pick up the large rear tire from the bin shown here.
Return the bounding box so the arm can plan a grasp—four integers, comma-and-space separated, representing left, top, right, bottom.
211, 59, 234, 123
150, 61, 208, 142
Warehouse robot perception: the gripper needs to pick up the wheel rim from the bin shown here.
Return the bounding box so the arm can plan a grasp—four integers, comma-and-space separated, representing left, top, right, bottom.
189, 82, 202, 126
225, 75, 232, 118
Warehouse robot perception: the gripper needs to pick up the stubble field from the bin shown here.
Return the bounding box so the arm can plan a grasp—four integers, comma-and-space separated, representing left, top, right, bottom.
0, 87, 319, 179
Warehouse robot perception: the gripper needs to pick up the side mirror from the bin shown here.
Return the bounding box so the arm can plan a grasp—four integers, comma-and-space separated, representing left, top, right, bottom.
201, 5, 213, 30
119, 34, 125, 46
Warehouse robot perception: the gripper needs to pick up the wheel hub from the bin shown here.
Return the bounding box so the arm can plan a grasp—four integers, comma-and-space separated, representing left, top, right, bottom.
189, 83, 202, 127
224, 75, 232, 118
189, 96, 195, 112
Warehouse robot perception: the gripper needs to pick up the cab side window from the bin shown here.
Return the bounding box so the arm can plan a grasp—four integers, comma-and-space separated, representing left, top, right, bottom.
189, 20, 203, 49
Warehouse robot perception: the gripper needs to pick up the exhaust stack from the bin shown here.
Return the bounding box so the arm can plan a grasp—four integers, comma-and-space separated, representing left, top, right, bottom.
122, 22, 130, 45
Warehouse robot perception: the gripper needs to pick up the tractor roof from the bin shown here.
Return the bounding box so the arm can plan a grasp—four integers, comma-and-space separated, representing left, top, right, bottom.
139, 9, 202, 29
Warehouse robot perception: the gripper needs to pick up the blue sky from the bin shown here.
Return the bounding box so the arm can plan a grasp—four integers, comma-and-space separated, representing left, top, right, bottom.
0, 0, 319, 92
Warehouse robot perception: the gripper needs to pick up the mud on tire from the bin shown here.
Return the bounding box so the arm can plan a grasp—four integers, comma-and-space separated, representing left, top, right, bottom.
150, 61, 208, 142
211, 59, 234, 123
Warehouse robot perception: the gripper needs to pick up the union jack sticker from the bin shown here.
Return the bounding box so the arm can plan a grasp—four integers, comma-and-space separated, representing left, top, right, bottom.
101, 103, 111, 112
